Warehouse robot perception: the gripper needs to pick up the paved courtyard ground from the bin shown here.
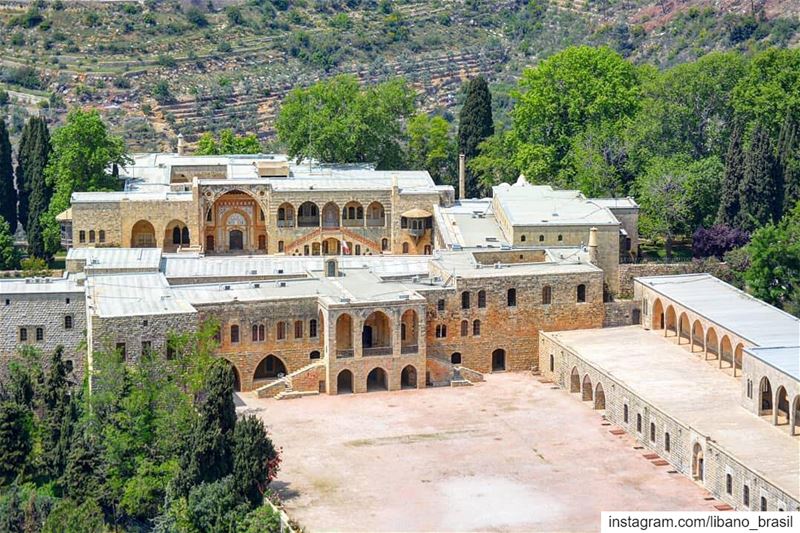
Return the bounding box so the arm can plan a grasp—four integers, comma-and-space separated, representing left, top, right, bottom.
240, 373, 720, 532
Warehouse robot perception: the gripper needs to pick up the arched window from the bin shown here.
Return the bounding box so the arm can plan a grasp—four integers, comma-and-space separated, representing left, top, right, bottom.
577, 284, 586, 303
309, 319, 318, 338
473, 319, 480, 336
760, 497, 767, 512
636, 413, 642, 432
381, 238, 389, 251
649, 422, 656, 442
623, 404, 629, 423
230, 325, 239, 343
79, 230, 86, 243
173, 226, 181, 245
401, 323, 406, 341
435, 324, 447, 338
310, 350, 321, 359
542, 285, 552, 304
99, 230, 105, 243
180, 227, 189, 245
252, 324, 259, 341
294, 320, 303, 339
402, 242, 409, 254
259, 324, 265, 341
538, 234, 544, 242
507, 288, 516, 307
451, 352, 461, 364
557, 234, 563, 241
461, 291, 470, 309
743, 485, 750, 507
64, 315, 73, 329
549, 354, 554, 371
278, 240, 284, 253
277, 322, 286, 340
460, 320, 468, 337
521, 235, 526, 242
478, 290, 486, 308
89, 230, 95, 243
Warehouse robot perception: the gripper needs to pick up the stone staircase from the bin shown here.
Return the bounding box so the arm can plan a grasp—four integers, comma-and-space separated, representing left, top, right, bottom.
284, 228, 321, 254
336, 227, 382, 254
256, 360, 326, 400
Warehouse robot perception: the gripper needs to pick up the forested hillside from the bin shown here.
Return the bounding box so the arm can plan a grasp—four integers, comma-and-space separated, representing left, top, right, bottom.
0, 0, 797, 150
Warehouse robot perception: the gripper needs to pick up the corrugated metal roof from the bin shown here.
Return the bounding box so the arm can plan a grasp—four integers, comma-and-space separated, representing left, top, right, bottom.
636, 274, 800, 374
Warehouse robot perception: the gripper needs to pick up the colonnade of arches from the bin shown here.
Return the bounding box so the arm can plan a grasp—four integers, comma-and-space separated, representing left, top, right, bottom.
279, 200, 386, 228
334, 365, 418, 394
334, 310, 419, 357
756, 376, 800, 436
131, 219, 193, 250
651, 298, 744, 376
569, 367, 606, 410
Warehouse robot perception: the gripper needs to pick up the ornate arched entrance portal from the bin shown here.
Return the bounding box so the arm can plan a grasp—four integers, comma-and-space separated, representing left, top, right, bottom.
205, 190, 267, 254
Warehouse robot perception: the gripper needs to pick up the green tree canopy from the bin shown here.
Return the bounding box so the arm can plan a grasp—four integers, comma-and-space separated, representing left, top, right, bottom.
41, 109, 130, 255
511, 46, 641, 182
407, 113, 456, 186
195, 129, 263, 155
16, 117, 51, 259
0, 218, 20, 270
276, 75, 414, 169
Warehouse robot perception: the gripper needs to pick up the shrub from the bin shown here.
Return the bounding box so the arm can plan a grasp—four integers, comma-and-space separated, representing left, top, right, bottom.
692, 224, 750, 259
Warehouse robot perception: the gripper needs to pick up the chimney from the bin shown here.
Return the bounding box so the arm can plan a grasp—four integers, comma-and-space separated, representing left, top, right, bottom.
588, 227, 598, 264
176, 133, 185, 156
458, 153, 466, 200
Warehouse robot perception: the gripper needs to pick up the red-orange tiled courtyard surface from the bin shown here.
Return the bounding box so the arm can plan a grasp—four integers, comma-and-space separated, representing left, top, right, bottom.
240, 373, 719, 532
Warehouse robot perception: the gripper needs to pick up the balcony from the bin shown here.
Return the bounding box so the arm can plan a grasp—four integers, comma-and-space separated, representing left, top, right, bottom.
407, 227, 425, 238
366, 217, 385, 227
342, 218, 364, 228
277, 219, 295, 228
401, 344, 418, 355
363, 346, 392, 357
336, 349, 354, 359
298, 216, 319, 228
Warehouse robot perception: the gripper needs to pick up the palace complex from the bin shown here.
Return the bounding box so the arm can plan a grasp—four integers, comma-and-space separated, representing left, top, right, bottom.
1, 152, 797, 512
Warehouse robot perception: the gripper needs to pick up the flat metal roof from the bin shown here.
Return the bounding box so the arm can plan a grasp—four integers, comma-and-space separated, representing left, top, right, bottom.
0, 276, 84, 295
87, 273, 196, 317
67, 247, 163, 271
745, 346, 800, 381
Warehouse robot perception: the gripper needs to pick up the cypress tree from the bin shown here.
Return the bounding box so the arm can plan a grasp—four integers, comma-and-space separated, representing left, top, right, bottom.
776, 115, 799, 215
41, 346, 74, 479
458, 76, 494, 198
736, 124, 780, 232
0, 119, 16, 233
16, 117, 51, 258
172, 360, 236, 498
0, 401, 32, 484
717, 123, 744, 226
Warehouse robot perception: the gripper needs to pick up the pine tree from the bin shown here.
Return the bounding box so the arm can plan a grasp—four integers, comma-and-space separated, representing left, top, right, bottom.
736, 124, 780, 232
16, 118, 51, 258
0, 402, 32, 484
0, 119, 16, 234
458, 76, 494, 198
717, 123, 744, 226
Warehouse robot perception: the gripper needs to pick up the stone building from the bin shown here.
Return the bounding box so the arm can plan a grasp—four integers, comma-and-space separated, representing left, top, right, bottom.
59, 154, 451, 257
540, 274, 799, 512
435, 177, 639, 297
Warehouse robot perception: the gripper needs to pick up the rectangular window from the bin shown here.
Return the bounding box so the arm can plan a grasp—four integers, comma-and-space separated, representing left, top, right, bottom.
35, 327, 44, 342
142, 341, 152, 355
230, 325, 240, 343
79, 231, 86, 243
295, 320, 303, 339
636, 413, 642, 433
64, 315, 73, 330
437, 299, 445, 312
116, 342, 127, 360
19, 328, 27, 342
478, 291, 486, 308
309, 319, 318, 338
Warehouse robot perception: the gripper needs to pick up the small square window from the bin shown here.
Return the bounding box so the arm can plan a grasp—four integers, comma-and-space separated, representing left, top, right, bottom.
116, 342, 127, 360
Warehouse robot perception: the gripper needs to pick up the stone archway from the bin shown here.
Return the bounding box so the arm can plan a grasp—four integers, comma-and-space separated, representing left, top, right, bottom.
337, 369, 353, 394
692, 443, 704, 482
363, 311, 391, 355
492, 349, 506, 372
759, 377, 773, 417
582, 374, 593, 402
367, 367, 388, 392
705, 328, 719, 360
594, 383, 606, 410
570, 367, 580, 393
253, 354, 287, 382
131, 220, 156, 248
678, 313, 690, 345
665, 306, 677, 337
775, 386, 789, 425
336, 314, 353, 357
206, 189, 267, 254
322, 202, 340, 228
652, 299, 664, 330
691, 320, 704, 353
401, 365, 417, 389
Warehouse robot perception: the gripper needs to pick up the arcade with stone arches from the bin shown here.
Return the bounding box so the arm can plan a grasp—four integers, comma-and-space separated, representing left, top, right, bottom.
649, 297, 747, 377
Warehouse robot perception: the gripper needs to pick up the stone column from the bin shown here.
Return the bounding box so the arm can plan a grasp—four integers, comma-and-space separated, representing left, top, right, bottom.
354, 315, 363, 359
392, 308, 402, 358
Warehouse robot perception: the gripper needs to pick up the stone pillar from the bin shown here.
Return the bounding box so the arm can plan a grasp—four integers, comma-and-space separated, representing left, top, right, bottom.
177, 133, 185, 156
458, 153, 466, 200
588, 227, 598, 265
354, 315, 363, 359
392, 308, 402, 357
772, 390, 779, 425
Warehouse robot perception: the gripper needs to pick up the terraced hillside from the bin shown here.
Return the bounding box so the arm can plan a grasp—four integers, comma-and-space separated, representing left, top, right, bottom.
0, 0, 797, 151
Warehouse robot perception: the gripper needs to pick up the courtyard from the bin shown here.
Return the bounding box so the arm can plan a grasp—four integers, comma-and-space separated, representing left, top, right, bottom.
240, 373, 720, 532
